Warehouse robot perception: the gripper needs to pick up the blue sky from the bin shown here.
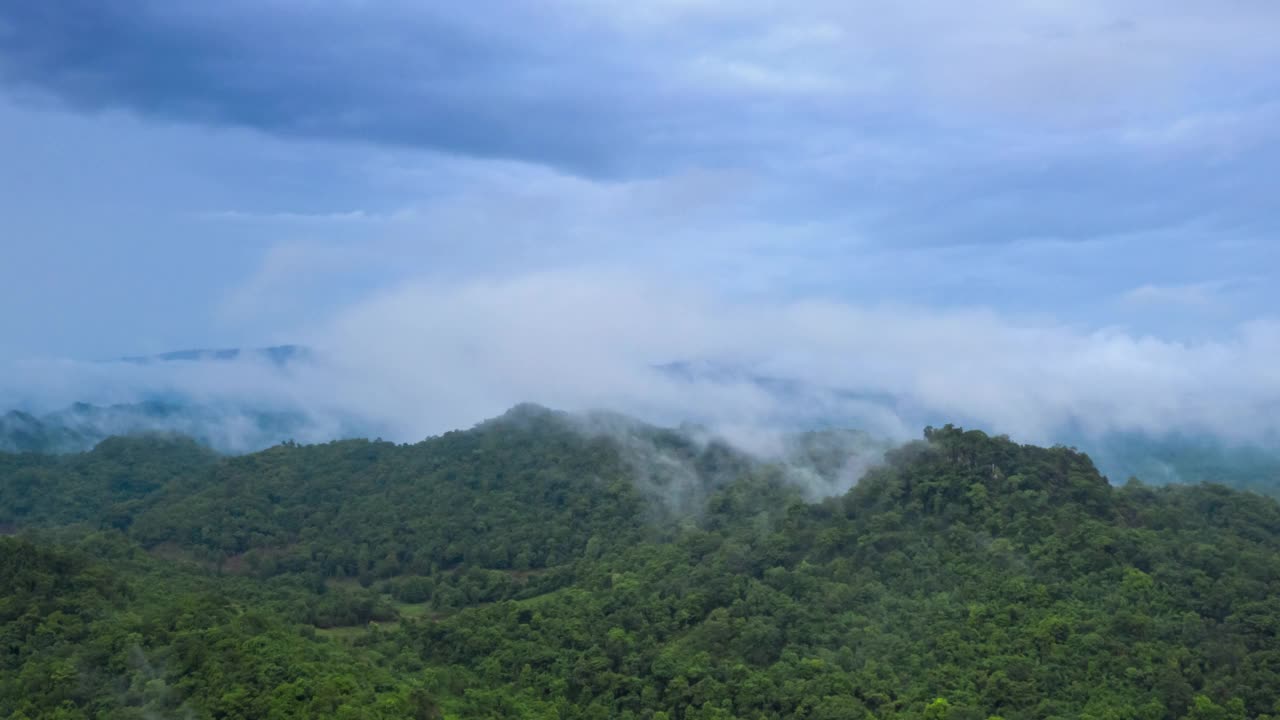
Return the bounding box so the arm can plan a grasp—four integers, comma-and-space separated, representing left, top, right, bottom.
1, 1, 1279, 442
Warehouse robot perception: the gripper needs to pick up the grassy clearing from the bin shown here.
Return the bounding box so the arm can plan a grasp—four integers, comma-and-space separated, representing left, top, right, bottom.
315, 620, 401, 641
394, 601, 433, 619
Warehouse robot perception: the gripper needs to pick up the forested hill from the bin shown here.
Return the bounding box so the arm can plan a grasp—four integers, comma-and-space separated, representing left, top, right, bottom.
3, 407, 1280, 719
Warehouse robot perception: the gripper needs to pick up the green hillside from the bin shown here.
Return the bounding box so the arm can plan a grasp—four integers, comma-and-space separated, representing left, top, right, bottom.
3, 408, 1279, 719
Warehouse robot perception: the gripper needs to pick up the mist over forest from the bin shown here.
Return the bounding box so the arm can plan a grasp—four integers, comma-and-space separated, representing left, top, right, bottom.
6, 337, 1280, 499
5, 1, 1280, 718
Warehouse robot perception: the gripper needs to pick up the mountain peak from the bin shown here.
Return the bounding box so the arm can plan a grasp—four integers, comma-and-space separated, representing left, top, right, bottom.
118, 344, 310, 367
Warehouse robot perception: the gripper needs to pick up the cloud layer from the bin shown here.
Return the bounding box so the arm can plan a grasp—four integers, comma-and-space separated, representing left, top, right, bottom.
306, 272, 1280, 444
5, 1, 1278, 175
8, 271, 1280, 455
1, 2, 1278, 454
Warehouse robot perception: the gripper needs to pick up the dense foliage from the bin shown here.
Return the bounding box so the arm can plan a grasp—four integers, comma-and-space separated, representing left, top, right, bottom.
3, 406, 1280, 719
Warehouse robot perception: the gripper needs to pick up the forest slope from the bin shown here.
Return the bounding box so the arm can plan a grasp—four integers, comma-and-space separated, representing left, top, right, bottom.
2, 408, 1280, 719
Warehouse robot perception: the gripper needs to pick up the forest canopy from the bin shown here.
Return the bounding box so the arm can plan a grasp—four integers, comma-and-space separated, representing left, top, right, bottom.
3, 405, 1280, 719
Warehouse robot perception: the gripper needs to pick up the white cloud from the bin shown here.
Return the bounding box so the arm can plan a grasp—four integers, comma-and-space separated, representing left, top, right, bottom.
7, 268, 1280, 460
1122, 282, 1219, 308
275, 269, 1280, 445
197, 209, 406, 223
570, 0, 1280, 124
2, 0, 1278, 389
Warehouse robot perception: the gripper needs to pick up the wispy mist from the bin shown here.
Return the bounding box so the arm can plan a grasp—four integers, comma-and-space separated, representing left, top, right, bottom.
303, 270, 1280, 446
6, 270, 1280, 462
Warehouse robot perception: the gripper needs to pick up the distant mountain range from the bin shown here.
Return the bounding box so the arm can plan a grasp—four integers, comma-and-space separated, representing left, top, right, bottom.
2, 348, 1279, 497
0, 345, 335, 454
1081, 431, 1280, 495
0, 400, 321, 454
117, 344, 311, 366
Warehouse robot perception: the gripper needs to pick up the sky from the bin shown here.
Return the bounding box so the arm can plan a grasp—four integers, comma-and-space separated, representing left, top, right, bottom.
1, 1, 1279, 445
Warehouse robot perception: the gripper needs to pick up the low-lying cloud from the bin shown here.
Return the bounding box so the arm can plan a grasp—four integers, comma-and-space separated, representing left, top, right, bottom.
307, 271, 1280, 445
6, 270, 1280, 458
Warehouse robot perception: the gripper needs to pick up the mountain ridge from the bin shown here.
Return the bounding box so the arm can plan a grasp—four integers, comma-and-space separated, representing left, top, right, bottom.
4, 405, 1280, 717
